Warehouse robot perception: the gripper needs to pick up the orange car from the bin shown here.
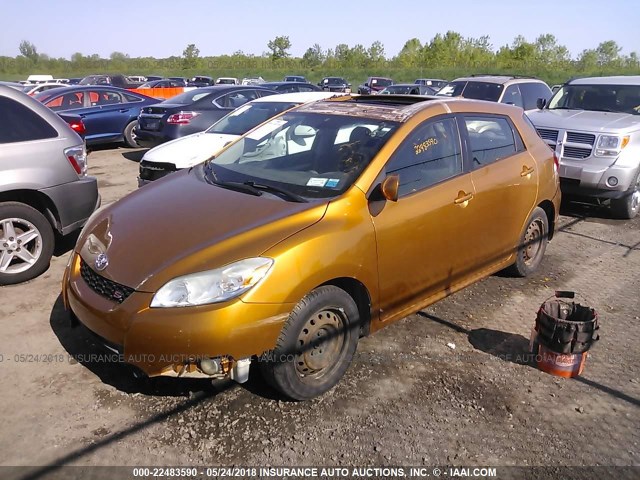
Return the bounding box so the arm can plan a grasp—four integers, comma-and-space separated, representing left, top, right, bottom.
63, 95, 560, 400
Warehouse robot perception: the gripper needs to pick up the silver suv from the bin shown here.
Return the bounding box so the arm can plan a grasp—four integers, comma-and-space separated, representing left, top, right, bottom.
528, 76, 640, 218
436, 75, 553, 112
0, 85, 100, 285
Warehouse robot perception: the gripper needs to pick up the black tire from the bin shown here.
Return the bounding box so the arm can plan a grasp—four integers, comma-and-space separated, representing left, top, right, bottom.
506, 206, 549, 277
0, 202, 55, 285
259, 285, 360, 401
610, 171, 640, 219
123, 120, 139, 148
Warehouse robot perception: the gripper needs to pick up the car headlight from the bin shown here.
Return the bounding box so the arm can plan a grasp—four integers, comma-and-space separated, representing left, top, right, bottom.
595, 135, 630, 157
150, 257, 273, 308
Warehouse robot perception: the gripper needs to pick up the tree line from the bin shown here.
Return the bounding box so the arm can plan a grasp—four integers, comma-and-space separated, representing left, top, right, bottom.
2, 33, 638, 85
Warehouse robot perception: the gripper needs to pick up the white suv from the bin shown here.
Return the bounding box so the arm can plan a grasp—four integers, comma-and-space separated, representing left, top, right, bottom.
437, 75, 553, 112
528, 76, 640, 218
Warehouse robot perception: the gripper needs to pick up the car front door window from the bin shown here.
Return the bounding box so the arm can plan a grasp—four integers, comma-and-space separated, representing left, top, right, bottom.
385, 117, 463, 197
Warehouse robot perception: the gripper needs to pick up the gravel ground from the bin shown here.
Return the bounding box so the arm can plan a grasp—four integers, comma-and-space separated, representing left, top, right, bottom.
0, 146, 638, 479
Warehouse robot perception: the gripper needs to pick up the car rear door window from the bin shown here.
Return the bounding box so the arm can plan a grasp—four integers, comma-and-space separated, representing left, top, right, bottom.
0, 97, 57, 143
385, 117, 463, 196
501, 85, 524, 108
215, 90, 259, 109
464, 116, 519, 168
45, 91, 84, 111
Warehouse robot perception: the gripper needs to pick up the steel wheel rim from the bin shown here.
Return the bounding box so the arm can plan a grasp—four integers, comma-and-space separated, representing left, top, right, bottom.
522, 219, 543, 266
295, 308, 347, 382
0, 218, 43, 274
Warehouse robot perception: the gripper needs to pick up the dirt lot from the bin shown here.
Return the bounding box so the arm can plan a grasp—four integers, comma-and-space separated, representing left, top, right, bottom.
0, 146, 638, 478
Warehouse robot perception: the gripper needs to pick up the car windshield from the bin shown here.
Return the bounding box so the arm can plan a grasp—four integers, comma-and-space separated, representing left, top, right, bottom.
167, 89, 213, 104
324, 78, 345, 85
206, 101, 299, 136
206, 112, 399, 199
371, 78, 393, 87
79, 76, 106, 85
436, 81, 503, 102
379, 86, 415, 95
139, 82, 157, 88
548, 84, 640, 114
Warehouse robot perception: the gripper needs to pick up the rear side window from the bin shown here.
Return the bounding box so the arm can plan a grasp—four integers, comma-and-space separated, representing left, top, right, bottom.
463, 116, 519, 168
124, 93, 143, 103
215, 90, 259, 109
519, 82, 553, 110
0, 97, 57, 144
501, 85, 524, 108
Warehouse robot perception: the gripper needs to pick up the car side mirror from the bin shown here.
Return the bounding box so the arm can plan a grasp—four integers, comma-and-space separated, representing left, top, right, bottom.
537, 97, 547, 110
381, 175, 399, 202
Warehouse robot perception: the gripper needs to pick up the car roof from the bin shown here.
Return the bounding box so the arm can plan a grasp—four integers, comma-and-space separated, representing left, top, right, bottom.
568, 75, 640, 86
262, 81, 310, 87
252, 92, 342, 103
295, 95, 519, 122
386, 84, 422, 87
451, 75, 545, 85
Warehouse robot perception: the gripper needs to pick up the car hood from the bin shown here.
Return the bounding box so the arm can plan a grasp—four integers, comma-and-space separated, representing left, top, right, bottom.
78, 167, 328, 292
527, 109, 640, 134
142, 132, 240, 168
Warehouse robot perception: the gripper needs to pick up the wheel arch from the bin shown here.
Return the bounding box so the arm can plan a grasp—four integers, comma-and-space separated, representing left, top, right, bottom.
537, 200, 555, 241
0, 190, 62, 234
319, 277, 373, 337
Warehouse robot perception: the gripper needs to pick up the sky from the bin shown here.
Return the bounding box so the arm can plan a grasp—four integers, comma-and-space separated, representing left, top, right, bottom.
1, 0, 639, 59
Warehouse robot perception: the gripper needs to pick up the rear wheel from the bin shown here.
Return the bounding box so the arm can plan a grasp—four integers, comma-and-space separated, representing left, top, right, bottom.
610, 171, 640, 219
507, 207, 549, 277
260, 286, 360, 401
123, 120, 139, 148
0, 202, 55, 285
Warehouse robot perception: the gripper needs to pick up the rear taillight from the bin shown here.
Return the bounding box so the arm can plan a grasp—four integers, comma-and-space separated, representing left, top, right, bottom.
68, 119, 86, 136
166, 111, 199, 125
553, 151, 559, 175
64, 145, 87, 177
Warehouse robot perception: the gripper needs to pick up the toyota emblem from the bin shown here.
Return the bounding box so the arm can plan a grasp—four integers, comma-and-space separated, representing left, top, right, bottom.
95, 253, 109, 271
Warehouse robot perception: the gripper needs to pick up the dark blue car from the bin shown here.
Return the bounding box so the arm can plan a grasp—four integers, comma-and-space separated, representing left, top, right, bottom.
34, 86, 157, 147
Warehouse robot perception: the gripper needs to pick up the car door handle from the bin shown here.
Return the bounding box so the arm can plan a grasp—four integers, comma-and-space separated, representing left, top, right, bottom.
454, 191, 474, 205
119, 109, 129, 113
520, 165, 535, 177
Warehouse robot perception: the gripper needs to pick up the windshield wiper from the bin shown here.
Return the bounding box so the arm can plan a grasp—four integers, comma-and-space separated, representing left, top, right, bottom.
549, 106, 584, 110
243, 181, 308, 203
203, 164, 262, 196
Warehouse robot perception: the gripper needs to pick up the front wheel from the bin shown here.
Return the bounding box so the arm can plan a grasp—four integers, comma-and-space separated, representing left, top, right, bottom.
123, 120, 139, 148
259, 286, 360, 401
610, 171, 640, 219
0, 202, 55, 285
506, 206, 549, 277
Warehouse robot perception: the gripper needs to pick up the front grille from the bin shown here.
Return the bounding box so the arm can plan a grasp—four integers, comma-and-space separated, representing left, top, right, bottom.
566, 132, 595, 145
80, 258, 134, 304
537, 128, 558, 142
139, 160, 177, 182
563, 146, 592, 159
